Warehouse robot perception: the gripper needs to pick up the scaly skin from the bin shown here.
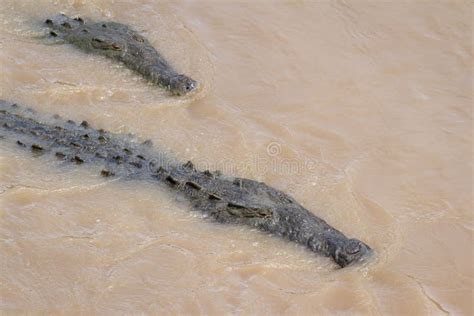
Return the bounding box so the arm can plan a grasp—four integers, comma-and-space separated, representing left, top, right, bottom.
0, 100, 373, 268
45, 14, 197, 96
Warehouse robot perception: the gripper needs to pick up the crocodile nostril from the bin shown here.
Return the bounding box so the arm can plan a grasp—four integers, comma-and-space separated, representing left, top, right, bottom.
345, 240, 361, 255
186, 82, 195, 91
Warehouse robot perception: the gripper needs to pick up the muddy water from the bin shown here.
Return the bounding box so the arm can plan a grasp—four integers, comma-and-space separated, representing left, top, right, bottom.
0, 1, 472, 314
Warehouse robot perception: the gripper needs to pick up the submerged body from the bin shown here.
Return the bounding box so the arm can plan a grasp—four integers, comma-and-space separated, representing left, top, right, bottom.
45, 14, 197, 95
0, 100, 372, 268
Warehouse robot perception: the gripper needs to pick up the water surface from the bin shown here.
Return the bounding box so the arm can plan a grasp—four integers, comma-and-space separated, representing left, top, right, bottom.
0, 1, 472, 314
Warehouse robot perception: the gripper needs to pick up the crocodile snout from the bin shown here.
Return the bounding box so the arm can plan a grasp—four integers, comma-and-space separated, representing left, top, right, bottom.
169, 75, 198, 96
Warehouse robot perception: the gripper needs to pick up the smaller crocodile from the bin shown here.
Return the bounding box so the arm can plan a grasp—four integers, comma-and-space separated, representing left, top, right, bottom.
45, 14, 197, 96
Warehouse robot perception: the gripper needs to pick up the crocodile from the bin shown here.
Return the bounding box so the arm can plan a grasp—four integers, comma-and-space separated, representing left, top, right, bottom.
0, 100, 373, 268
44, 14, 197, 96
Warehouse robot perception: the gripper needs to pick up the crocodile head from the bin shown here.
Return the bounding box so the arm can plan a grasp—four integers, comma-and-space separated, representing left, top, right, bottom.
45, 14, 83, 37
333, 238, 373, 268
168, 74, 198, 96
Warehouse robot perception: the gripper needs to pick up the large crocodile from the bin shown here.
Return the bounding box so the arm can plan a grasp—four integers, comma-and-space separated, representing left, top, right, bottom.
45, 14, 197, 96
0, 100, 373, 268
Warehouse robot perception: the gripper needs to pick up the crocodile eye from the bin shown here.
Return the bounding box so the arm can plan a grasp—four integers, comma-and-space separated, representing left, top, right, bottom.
45, 19, 53, 25
50, 31, 58, 37
73, 17, 84, 23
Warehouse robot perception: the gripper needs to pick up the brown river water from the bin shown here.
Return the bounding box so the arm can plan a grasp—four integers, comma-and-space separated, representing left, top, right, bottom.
0, 1, 472, 315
